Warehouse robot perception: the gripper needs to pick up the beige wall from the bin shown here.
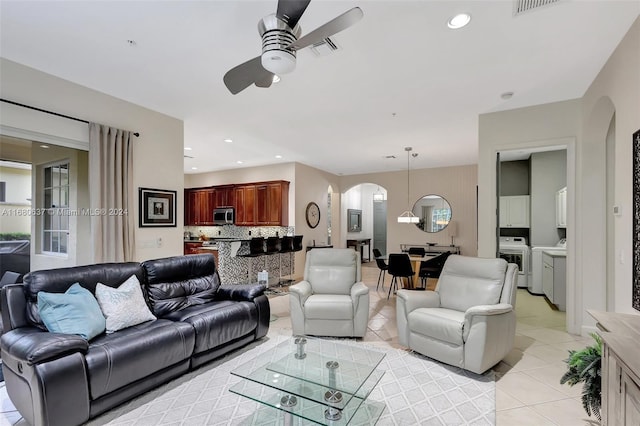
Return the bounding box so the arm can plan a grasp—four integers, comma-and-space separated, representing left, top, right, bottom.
187, 161, 477, 277
186, 162, 296, 224
0, 58, 184, 264
340, 164, 478, 258
478, 17, 640, 334
582, 16, 640, 317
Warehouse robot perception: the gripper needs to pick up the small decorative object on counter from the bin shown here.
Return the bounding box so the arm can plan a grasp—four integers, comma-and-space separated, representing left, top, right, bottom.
258, 270, 268, 286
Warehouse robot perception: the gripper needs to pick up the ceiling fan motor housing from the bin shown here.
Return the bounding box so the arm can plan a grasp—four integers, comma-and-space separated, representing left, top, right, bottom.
258, 14, 301, 75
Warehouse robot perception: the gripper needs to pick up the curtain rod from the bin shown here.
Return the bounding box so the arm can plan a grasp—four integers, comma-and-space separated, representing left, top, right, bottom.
0, 98, 140, 137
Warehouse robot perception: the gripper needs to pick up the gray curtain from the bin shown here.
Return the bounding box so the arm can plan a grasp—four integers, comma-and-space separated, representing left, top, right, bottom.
89, 123, 134, 262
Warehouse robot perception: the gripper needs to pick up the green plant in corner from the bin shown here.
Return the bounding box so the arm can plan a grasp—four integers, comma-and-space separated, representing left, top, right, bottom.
560, 332, 602, 421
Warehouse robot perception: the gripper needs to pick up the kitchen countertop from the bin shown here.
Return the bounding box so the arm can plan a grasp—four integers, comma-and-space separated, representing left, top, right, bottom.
183, 238, 249, 243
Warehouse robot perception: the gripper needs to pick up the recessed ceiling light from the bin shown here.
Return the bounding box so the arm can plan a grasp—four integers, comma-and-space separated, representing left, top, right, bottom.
191, 167, 198, 170
275, 155, 283, 159
224, 138, 233, 143
40, 145, 49, 149
236, 160, 243, 164
501, 91, 515, 100
272, 75, 281, 83
447, 13, 471, 29
184, 147, 192, 151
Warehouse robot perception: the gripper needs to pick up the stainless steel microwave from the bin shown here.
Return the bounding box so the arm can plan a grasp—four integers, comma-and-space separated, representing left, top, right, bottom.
213, 207, 234, 225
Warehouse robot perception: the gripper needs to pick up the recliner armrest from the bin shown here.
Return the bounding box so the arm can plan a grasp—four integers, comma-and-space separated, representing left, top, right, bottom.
1, 328, 88, 365
464, 303, 513, 318
397, 290, 441, 314
289, 281, 312, 305
216, 283, 266, 301
350, 281, 368, 299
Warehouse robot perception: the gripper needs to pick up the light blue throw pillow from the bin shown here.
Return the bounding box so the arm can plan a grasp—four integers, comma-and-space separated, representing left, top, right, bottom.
38, 283, 106, 340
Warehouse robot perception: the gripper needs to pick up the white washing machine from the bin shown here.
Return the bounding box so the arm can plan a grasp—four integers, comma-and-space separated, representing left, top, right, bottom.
499, 237, 530, 289
529, 239, 566, 295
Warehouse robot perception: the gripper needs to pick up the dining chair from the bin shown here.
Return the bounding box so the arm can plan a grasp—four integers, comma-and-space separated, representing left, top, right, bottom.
372, 248, 388, 291
387, 253, 414, 299
419, 252, 452, 288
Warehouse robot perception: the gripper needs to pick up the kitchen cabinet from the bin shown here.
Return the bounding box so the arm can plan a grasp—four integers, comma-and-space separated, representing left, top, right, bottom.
235, 180, 289, 226
499, 195, 530, 228
256, 181, 289, 226
185, 180, 289, 227
589, 311, 640, 426
184, 188, 216, 226
542, 251, 566, 311
556, 186, 567, 228
184, 241, 203, 255
234, 184, 256, 225
215, 185, 234, 208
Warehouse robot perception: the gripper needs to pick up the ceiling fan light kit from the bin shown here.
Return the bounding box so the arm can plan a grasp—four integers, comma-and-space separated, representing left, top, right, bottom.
223, 0, 363, 94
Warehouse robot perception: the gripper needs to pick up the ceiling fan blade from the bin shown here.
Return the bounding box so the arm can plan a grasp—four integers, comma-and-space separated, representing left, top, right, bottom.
223, 56, 274, 94
286, 7, 363, 52
276, 0, 311, 29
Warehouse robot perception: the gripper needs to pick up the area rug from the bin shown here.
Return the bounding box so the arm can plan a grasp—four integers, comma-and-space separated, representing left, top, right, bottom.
88, 336, 495, 426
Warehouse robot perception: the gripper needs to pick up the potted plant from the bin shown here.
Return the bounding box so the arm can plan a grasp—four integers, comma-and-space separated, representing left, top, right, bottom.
560, 333, 602, 421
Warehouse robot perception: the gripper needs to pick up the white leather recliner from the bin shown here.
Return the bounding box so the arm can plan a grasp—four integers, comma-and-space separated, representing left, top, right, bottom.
396, 255, 518, 374
289, 248, 369, 337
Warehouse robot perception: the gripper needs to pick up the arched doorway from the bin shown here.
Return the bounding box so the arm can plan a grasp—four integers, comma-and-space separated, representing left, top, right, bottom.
342, 183, 388, 255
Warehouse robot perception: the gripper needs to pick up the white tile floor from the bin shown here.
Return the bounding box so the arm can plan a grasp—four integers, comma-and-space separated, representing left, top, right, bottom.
0, 263, 600, 425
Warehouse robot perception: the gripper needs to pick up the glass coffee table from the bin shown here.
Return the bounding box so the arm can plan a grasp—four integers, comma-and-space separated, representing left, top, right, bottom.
230, 337, 386, 425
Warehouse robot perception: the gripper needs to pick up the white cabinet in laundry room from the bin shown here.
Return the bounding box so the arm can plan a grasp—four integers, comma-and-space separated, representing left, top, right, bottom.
499, 195, 530, 228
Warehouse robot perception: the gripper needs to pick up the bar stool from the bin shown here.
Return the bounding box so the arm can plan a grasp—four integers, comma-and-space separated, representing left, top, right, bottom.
278, 236, 295, 284
240, 237, 265, 283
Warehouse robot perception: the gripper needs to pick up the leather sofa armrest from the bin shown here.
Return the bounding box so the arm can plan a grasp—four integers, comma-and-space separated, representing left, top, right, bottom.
289, 281, 312, 305
1, 328, 88, 366
217, 284, 266, 301
397, 290, 441, 314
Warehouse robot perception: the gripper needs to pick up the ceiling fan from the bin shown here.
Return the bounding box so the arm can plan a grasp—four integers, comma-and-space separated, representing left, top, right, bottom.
223, 0, 363, 95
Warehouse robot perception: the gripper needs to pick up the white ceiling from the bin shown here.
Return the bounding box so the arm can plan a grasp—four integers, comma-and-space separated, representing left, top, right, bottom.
1, 1, 638, 176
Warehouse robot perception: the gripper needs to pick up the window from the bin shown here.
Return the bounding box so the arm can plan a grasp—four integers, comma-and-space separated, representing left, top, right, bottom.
0, 181, 5, 202
42, 162, 69, 254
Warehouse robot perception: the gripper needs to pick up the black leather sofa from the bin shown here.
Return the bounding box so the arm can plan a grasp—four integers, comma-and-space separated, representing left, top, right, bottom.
0, 253, 269, 426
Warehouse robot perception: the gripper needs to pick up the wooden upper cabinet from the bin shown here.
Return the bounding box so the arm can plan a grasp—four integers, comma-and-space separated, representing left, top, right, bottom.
256, 181, 289, 226
186, 180, 289, 227
184, 188, 216, 225
234, 184, 256, 225
215, 185, 234, 208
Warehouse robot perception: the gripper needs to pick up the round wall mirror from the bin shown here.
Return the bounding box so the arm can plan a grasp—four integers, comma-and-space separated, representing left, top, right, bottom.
412, 194, 452, 232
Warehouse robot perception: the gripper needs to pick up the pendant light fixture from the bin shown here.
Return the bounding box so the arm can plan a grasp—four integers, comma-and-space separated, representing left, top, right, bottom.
373, 186, 385, 201
398, 147, 420, 223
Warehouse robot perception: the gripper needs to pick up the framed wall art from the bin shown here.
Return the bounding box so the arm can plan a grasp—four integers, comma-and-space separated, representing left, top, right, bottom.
139, 187, 176, 227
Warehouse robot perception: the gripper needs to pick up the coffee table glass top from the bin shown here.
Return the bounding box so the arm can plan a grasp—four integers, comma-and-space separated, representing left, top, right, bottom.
230, 337, 386, 425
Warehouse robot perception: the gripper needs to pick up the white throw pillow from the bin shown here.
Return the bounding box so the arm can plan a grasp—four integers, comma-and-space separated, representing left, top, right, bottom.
95, 275, 156, 333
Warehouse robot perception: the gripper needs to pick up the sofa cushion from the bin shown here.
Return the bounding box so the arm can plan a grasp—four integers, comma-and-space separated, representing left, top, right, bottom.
95, 275, 156, 333
409, 308, 465, 345
37, 283, 106, 340
437, 255, 507, 312
23, 262, 144, 329
143, 254, 221, 317
304, 295, 353, 320
85, 319, 195, 399
162, 300, 257, 354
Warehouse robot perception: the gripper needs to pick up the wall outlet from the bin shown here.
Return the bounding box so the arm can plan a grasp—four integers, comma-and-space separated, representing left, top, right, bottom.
157, 237, 162, 248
